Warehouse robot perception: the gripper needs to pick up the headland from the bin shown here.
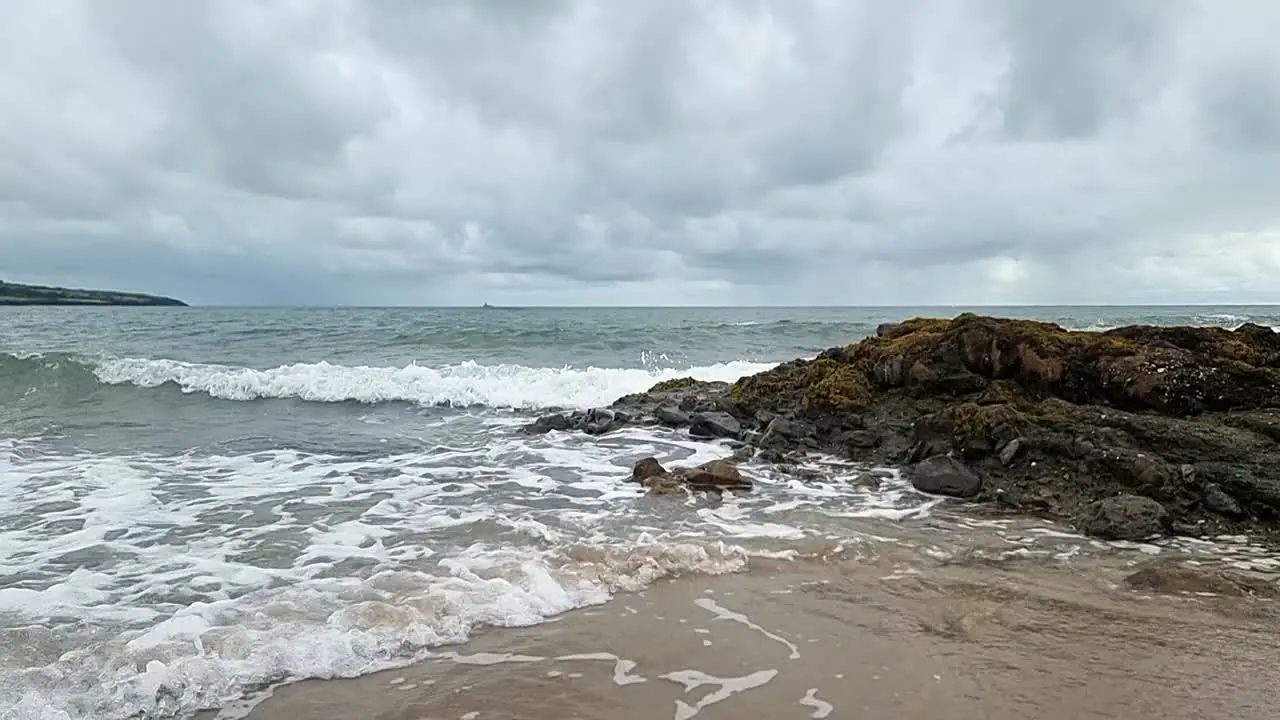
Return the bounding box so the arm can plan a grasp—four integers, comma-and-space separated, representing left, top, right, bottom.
0, 279, 187, 306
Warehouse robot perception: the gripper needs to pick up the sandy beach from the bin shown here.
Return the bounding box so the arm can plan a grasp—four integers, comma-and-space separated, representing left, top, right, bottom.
234, 553, 1279, 720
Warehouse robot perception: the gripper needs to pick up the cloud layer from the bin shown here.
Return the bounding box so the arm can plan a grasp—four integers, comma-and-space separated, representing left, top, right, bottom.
2, 0, 1278, 305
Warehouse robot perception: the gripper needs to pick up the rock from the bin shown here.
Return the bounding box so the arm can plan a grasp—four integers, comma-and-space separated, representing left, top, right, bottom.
851, 472, 882, 490
643, 473, 686, 495
908, 456, 983, 498
731, 445, 755, 462
1123, 558, 1276, 598
842, 430, 880, 450
547, 313, 1280, 547
1077, 495, 1170, 541
757, 448, 796, 465
655, 405, 690, 427
523, 408, 632, 436
774, 464, 824, 483
523, 413, 573, 434
998, 438, 1024, 466
630, 458, 753, 494
1203, 483, 1244, 517
758, 417, 800, 449
676, 459, 752, 491
583, 408, 621, 435
689, 412, 741, 440
1170, 520, 1205, 537
631, 457, 667, 484
875, 321, 912, 339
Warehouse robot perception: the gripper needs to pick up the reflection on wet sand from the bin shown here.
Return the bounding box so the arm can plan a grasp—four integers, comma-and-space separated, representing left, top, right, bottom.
236, 544, 1279, 720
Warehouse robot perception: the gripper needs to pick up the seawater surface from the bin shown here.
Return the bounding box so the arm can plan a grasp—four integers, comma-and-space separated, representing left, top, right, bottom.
3, 305, 1279, 720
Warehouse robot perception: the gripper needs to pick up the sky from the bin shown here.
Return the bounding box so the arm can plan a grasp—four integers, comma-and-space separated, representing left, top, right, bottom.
2, 0, 1280, 307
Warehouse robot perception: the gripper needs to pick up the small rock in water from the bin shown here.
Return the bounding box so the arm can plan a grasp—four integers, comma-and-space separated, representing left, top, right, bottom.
780, 465, 825, 483
524, 413, 573, 434
851, 472, 882, 490
678, 458, 751, 490
688, 411, 742, 440
1123, 558, 1276, 598
1076, 494, 1170, 541
630, 457, 750, 494
631, 457, 667, 484
583, 408, 620, 435
908, 456, 982, 498
643, 473, 686, 494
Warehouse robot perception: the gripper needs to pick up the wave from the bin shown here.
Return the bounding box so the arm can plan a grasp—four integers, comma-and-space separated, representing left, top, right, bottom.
0, 431, 928, 720
1, 538, 753, 720
0, 353, 776, 411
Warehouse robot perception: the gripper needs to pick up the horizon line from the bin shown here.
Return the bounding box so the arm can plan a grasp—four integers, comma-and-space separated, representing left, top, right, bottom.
33, 302, 1280, 310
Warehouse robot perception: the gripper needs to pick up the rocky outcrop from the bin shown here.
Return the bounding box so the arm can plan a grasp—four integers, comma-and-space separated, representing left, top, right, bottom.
528, 314, 1280, 545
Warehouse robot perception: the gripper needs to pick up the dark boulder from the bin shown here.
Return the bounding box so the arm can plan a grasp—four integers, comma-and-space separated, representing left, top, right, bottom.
1077, 495, 1170, 541
523, 413, 573, 434
522, 408, 631, 436
689, 412, 742, 440
627, 457, 752, 494
908, 456, 983, 498
642, 473, 686, 495
678, 458, 751, 490
583, 408, 623, 435
631, 457, 667, 484
655, 405, 691, 427
1203, 483, 1244, 518
998, 437, 1024, 466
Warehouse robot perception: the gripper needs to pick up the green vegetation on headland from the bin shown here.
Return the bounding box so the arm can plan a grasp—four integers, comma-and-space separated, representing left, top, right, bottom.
0, 280, 187, 306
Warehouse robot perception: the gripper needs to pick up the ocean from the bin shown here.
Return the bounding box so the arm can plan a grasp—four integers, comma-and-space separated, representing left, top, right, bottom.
4, 305, 1280, 720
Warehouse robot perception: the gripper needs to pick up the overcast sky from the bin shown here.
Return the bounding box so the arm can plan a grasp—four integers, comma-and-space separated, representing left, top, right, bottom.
2, 0, 1279, 306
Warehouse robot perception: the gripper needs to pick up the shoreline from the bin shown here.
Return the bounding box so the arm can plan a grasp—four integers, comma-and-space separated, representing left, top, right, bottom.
228, 553, 1280, 720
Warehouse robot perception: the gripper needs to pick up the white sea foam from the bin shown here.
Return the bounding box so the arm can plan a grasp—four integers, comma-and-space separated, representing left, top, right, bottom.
5, 409, 1242, 720
0, 421, 943, 720
91, 357, 776, 409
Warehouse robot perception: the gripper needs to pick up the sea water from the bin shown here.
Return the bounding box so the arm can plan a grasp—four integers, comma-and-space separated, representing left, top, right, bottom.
2, 305, 1277, 719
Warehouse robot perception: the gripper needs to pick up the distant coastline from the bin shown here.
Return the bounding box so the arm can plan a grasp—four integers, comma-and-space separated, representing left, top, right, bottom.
0, 280, 187, 307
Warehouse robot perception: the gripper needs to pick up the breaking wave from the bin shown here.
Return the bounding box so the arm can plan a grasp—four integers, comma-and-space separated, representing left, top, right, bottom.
0, 353, 776, 411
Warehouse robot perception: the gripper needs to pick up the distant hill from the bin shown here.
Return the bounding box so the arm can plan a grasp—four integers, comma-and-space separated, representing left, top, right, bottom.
0, 280, 187, 306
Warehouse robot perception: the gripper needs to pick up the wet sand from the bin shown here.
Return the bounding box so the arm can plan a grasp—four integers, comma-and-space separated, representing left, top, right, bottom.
233, 551, 1280, 720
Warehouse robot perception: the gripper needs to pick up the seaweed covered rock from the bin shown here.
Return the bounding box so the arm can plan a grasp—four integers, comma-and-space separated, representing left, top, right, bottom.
543, 315, 1280, 545
738, 313, 1280, 416
1076, 495, 1170, 541
627, 457, 752, 494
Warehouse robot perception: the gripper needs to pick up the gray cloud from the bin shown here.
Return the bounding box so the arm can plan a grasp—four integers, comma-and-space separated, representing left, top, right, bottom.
1, 0, 1279, 305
